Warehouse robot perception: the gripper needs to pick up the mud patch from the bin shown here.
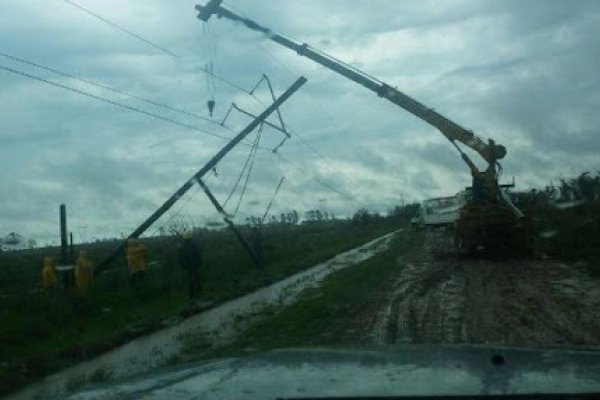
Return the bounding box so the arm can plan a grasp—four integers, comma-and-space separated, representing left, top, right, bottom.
366, 230, 600, 347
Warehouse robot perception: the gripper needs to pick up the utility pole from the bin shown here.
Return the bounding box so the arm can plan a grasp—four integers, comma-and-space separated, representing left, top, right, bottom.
69, 232, 74, 261
56, 204, 74, 287
59, 204, 68, 265
96, 76, 306, 274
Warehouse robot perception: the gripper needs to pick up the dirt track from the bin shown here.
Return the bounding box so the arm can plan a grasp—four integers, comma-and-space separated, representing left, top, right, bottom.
364, 230, 600, 348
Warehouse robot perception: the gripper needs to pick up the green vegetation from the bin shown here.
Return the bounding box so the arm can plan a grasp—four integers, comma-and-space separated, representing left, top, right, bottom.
180, 229, 420, 362
522, 172, 600, 274
63, 373, 87, 393
88, 366, 113, 384
0, 216, 404, 396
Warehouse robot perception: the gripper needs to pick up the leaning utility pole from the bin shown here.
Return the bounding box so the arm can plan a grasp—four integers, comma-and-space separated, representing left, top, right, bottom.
96, 76, 306, 274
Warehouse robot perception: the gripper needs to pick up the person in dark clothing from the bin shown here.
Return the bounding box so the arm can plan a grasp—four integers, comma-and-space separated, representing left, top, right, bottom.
251, 226, 263, 265
179, 231, 202, 299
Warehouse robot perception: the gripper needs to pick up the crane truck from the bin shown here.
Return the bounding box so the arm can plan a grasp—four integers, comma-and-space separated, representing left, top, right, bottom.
195, 1, 532, 255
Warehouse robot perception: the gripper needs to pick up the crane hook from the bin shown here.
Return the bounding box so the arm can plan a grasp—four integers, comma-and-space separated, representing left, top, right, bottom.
207, 99, 216, 117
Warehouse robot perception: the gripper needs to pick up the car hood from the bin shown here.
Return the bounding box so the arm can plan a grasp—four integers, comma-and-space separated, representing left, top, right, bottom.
68, 344, 600, 399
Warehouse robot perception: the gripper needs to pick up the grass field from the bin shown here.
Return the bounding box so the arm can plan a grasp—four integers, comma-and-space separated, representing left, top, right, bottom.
177, 203, 600, 363
179, 229, 420, 363
0, 218, 401, 396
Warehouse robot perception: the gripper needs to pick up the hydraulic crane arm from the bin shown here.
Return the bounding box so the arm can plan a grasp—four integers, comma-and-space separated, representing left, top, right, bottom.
195, 1, 507, 166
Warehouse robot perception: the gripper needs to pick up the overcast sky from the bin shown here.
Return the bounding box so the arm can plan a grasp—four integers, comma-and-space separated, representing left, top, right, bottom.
1, 0, 599, 244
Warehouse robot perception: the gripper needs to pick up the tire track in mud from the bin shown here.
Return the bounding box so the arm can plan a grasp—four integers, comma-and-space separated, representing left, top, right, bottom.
369, 230, 600, 348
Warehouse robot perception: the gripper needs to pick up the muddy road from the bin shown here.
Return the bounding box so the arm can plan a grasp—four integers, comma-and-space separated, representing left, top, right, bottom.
364, 230, 600, 348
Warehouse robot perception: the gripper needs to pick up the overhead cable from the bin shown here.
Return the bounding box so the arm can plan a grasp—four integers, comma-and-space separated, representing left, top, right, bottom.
246, 37, 366, 191
273, 152, 358, 204
0, 51, 222, 127
223, 129, 260, 208
63, 0, 179, 57
63, 0, 255, 97
62, 1, 363, 207
234, 124, 263, 215
0, 63, 234, 142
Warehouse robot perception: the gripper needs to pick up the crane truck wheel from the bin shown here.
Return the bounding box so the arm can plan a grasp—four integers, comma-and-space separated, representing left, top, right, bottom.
454, 224, 471, 257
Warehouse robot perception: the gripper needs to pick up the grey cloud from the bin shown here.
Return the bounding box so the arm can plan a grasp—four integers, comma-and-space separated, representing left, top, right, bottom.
1, 0, 599, 241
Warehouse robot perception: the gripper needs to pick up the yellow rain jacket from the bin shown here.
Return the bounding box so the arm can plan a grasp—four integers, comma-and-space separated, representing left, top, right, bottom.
126, 239, 147, 274
42, 256, 57, 288
75, 251, 93, 294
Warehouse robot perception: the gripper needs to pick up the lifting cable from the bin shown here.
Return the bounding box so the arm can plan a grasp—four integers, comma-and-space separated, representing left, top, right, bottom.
203, 21, 218, 117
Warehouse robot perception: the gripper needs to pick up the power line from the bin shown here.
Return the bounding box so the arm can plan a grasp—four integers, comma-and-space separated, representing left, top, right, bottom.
226, 68, 364, 199
0, 63, 272, 151
223, 129, 261, 209
63, 0, 257, 98
225, 78, 365, 203
233, 124, 263, 215
290, 130, 351, 177
61, 1, 326, 163
60, 0, 343, 164
272, 152, 359, 204
196, 64, 254, 96
0, 63, 234, 142
224, 20, 366, 193
63, 0, 179, 58
59, 2, 363, 208
0, 50, 222, 127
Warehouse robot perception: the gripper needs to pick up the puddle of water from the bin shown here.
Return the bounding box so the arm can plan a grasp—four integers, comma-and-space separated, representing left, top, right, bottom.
10, 230, 399, 400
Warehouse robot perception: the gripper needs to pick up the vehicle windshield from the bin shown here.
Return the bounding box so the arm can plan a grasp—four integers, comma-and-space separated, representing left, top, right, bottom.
1, 0, 599, 398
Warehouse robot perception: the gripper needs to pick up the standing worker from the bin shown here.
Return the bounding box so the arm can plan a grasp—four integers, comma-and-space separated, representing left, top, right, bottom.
126, 238, 147, 286
251, 225, 263, 265
42, 256, 58, 288
74, 250, 93, 294
178, 231, 202, 299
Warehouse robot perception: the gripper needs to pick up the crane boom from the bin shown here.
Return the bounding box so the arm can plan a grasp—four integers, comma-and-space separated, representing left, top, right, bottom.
195, 1, 507, 166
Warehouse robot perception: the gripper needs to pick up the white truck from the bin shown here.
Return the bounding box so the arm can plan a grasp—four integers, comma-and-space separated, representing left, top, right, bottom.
412, 195, 465, 228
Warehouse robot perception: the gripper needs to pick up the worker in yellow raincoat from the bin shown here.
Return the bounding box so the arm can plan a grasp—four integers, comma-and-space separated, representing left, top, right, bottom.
42, 256, 58, 288
126, 238, 147, 286
75, 250, 93, 294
